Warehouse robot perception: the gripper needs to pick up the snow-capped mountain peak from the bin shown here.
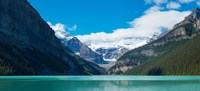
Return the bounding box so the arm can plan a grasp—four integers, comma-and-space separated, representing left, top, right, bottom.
78, 37, 149, 61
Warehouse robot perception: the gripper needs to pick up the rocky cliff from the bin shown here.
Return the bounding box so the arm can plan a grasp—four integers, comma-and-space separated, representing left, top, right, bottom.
0, 0, 104, 75
67, 37, 107, 64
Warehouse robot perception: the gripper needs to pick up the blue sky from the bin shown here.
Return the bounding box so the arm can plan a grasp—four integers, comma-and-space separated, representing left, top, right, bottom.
27, 0, 152, 35
28, 0, 199, 37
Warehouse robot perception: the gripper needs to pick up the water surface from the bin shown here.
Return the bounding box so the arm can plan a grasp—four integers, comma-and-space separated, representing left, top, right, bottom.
0, 76, 199, 91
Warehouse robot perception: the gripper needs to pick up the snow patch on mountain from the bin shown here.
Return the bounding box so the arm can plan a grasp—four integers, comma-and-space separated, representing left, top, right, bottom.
48, 22, 150, 62
77, 37, 149, 61
80, 37, 148, 51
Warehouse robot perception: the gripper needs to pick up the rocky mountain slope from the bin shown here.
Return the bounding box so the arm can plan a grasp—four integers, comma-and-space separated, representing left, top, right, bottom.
108, 8, 200, 75
51, 23, 149, 64
95, 47, 129, 62
0, 0, 104, 75
80, 37, 149, 62
67, 37, 107, 64
52, 28, 107, 64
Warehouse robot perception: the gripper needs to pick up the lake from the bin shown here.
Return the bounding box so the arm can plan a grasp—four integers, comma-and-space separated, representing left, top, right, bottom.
0, 76, 199, 91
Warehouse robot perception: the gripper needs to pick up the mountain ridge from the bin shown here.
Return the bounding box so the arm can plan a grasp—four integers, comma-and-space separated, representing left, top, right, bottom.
52, 28, 108, 64
0, 0, 104, 75
108, 7, 200, 75
67, 37, 107, 64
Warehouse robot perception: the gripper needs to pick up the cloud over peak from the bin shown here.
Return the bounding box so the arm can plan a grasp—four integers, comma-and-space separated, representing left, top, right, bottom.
47, 22, 77, 32
48, 22, 66, 32
47, 0, 193, 51
76, 7, 191, 50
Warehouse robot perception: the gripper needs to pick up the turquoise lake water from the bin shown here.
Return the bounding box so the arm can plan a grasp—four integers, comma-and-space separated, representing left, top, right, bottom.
0, 76, 200, 91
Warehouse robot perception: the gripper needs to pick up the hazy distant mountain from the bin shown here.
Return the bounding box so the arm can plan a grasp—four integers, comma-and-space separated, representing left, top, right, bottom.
67, 37, 107, 64
95, 47, 129, 61
83, 37, 149, 62
0, 0, 104, 75
52, 28, 107, 64
108, 8, 200, 75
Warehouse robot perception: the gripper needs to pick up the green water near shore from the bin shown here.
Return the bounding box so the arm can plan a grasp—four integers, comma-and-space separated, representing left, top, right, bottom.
0, 76, 199, 91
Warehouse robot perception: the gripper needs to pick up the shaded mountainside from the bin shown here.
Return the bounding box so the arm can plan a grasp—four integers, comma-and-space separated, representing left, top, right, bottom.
108, 8, 200, 75
0, 0, 104, 75
67, 37, 107, 64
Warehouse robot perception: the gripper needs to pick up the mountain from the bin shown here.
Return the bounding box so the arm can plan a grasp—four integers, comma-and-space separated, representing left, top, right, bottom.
0, 0, 104, 75
52, 27, 144, 64
52, 28, 107, 64
67, 37, 107, 64
125, 33, 200, 75
108, 8, 200, 75
80, 37, 149, 62
95, 47, 129, 61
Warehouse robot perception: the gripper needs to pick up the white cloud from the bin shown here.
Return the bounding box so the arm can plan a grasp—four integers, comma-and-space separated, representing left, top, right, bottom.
127, 9, 190, 37
76, 8, 191, 50
67, 25, 77, 31
47, 22, 71, 39
47, 22, 77, 32
145, 0, 197, 10
166, 2, 181, 9
47, 22, 66, 32
145, 0, 168, 5
179, 0, 195, 3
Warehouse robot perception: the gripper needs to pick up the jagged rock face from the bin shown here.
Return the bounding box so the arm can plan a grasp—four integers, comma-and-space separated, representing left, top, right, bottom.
52, 27, 107, 64
80, 36, 148, 62
185, 8, 200, 20
171, 8, 200, 38
0, 0, 104, 75
95, 47, 129, 61
108, 8, 200, 75
153, 8, 200, 43
67, 37, 107, 64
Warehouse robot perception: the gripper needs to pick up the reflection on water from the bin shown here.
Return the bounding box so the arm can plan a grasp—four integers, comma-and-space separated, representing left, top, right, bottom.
0, 80, 200, 91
